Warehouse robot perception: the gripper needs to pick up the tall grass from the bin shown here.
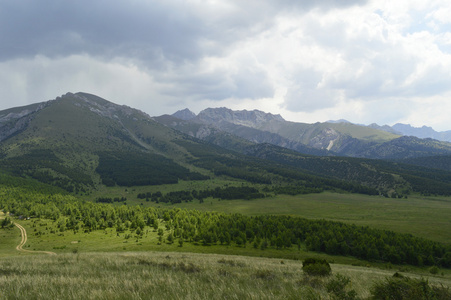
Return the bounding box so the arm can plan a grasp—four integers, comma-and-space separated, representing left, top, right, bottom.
1, 252, 450, 299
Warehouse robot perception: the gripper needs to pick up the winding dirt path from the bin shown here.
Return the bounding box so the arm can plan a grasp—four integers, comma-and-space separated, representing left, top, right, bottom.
13, 222, 56, 255
1, 216, 56, 255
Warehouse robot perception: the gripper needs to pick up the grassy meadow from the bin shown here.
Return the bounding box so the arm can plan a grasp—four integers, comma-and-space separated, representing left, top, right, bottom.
1, 251, 450, 300
118, 189, 451, 245
0, 215, 378, 266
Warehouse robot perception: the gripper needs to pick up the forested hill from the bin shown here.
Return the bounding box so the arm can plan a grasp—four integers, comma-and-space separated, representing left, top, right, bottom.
0, 92, 451, 196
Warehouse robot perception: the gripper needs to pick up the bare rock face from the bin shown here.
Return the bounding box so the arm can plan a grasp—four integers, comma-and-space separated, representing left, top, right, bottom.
308, 128, 341, 150
172, 108, 196, 121
0, 102, 51, 142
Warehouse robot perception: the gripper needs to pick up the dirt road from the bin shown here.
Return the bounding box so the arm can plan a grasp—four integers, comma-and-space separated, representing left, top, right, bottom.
13, 222, 56, 255
1, 215, 56, 255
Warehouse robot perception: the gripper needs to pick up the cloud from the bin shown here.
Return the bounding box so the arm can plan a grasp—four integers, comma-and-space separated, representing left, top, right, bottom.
0, 55, 165, 113
277, 3, 451, 114
0, 0, 451, 131
0, 0, 209, 63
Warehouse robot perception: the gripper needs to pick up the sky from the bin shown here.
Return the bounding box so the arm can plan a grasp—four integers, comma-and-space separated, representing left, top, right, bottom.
1, 0, 451, 131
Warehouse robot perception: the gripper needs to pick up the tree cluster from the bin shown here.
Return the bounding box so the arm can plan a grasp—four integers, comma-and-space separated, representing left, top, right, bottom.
137, 186, 265, 204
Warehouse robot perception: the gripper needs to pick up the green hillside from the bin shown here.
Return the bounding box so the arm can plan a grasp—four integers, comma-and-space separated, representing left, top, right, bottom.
1, 92, 451, 197
0, 93, 208, 192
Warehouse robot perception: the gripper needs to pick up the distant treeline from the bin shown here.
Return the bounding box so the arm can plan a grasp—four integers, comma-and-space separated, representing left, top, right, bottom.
2, 187, 450, 268
96, 197, 127, 204
137, 186, 265, 204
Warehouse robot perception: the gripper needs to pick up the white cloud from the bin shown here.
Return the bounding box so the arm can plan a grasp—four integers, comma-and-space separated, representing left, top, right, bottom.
0, 0, 450, 131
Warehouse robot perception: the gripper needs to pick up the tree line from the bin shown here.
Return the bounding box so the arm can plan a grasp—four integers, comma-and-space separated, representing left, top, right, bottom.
1, 186, 450, 268
137, 186, 265, 204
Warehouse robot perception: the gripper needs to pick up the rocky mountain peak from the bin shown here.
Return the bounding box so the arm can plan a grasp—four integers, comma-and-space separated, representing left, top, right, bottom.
196, 107, 285, 128
172, 108, 196, 120
59, 92, 150, 121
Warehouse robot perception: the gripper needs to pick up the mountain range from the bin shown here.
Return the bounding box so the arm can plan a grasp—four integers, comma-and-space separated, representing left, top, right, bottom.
158, 107, 451, 160
1, 92, 451, 197
367, 123, 451, 142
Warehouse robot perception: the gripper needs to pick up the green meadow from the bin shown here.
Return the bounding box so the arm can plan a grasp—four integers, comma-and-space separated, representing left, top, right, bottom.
122, 190, 451, 245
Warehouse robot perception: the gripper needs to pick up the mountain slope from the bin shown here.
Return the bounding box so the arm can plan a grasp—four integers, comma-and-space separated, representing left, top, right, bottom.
0, 93, 208, 192
154, 114, 330, 156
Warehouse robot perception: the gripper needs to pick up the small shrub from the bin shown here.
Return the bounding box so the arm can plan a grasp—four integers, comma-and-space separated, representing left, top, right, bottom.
326, 274, 358, 300
371, 276, 451, 300
302, 258, 332, 277
429, 265, 439, 275
1, 217, 14, 229
298, 276, 326, 289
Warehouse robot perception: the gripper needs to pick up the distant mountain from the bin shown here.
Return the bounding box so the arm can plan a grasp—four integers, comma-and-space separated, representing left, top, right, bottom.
196, 107, 285, 127
365, 122, 451, 143
326, 119, 352, 124
367, 123, 401, 135
2, 92, 451, 197
161, 107, 451, 159
193, 108, 401, 156
154, 114, 330, 156
392, 123, 451, 142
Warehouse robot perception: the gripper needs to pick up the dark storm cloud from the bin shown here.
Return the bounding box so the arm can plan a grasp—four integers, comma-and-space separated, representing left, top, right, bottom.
0, 0, 281, 101
0, 0, 208, 64
0, 0, 368, 62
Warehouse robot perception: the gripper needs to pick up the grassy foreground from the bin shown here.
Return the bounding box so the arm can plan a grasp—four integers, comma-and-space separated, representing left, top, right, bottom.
1, 251, 450, 300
